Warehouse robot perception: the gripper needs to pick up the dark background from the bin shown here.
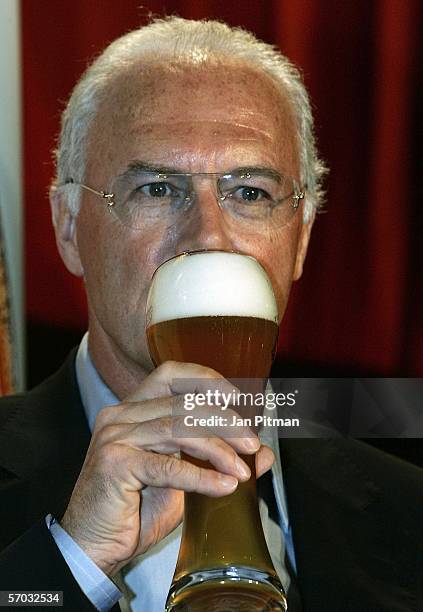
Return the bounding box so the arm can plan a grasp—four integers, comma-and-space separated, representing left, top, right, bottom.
21, 0, 423, 387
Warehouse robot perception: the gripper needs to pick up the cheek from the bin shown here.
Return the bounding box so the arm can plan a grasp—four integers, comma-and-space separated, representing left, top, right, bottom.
77, 207, 179, 314
232, 224, 302, 320
75, 210, 136, 307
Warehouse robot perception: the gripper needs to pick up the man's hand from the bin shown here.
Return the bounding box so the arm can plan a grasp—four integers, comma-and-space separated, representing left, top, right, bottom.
60, 362, 274, 576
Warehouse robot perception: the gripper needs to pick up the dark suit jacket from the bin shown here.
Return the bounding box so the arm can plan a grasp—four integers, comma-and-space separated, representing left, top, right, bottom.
0, 352, 422, 611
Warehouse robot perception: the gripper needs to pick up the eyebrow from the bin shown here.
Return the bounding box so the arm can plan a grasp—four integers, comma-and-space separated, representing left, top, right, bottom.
120, 160, 186, 178
118, 160, 284, 180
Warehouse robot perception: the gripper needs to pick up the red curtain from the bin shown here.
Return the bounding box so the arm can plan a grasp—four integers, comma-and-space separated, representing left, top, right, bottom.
21, 0, 423, 376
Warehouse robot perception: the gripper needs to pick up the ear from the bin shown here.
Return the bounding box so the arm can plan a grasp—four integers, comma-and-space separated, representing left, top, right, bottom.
50, 187, 84, 277
293, 208, 315, 281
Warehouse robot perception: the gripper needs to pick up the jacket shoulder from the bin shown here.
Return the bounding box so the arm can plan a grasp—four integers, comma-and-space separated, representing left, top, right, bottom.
0, 348, 89, 478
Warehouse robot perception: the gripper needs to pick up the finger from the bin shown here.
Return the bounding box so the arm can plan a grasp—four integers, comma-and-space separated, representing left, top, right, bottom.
172, 404, 260, 444
124, 447, 239, 496
255, 444, 275, 478
102, 419, 256, 481
104, 399, 261, 454
125, 361, 239, 402
155, 402, 261, 448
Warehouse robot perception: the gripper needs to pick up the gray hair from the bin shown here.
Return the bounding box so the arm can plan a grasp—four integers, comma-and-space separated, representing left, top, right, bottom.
55, 16, 326, 222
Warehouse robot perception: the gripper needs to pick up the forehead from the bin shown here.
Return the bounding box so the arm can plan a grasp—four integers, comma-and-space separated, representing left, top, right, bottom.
87, 59, 299, 178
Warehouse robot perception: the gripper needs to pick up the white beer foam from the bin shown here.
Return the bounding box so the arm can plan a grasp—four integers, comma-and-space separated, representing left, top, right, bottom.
148, 252, 278, 325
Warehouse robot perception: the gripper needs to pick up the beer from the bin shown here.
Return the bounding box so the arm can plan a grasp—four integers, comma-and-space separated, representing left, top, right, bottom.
169, 581, 286, 612
147, 315, 278, 379
145, 251, 287, 612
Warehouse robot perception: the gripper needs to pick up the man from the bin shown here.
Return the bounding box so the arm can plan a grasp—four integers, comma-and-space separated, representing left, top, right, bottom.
0, 16, 422, 612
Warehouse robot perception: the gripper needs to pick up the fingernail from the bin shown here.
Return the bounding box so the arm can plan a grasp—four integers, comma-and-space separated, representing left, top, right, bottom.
244, 437, 260, 452
220, 474, 238, 489
235, 457, 251, 480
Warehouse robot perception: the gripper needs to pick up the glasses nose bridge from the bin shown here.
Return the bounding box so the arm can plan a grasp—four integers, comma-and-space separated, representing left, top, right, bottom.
182, 173, 229, 230
188, 172, 224, 209
175, 172, 234, 254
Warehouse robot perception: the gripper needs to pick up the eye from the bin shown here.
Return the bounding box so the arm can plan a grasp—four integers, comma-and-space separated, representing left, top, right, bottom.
138, 182, 176, 198
232, 186, 271, 203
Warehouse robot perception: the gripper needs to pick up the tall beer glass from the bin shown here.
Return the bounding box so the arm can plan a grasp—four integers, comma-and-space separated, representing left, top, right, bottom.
146, 251, 287, 611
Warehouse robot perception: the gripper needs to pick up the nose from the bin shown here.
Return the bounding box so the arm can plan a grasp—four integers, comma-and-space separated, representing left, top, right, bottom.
175, 186, 234, 253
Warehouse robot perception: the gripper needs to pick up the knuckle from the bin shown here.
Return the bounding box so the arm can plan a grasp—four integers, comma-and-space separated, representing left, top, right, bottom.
228, 445, 239, 463
187, 363, 222, 379
142, 453, 183, 486
193, 466, 207, 491
142, 460, 160, 484
150, 416, 172, 438
173, 413, 189, 432
95, 422, 124, 444
142, 453, 168, 484
172, 394, 186, 412
219, 444, 238, 469
94, 405, 121, 429
162, 454, 181, 480
157, 360, 179, 377
95, 441, 126, 470
157, 360, 223, 379
199, 366, 224, 378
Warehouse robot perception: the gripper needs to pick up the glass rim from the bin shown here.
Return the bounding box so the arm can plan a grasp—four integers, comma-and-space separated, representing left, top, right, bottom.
150, 249, 263, 281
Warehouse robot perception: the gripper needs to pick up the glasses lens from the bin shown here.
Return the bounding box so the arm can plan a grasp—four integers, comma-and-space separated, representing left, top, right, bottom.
110, 171, 191, 229
219, 170, 299, 230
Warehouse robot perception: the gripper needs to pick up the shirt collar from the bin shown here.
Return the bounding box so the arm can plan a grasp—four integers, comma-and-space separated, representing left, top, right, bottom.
75, 333, 118, 432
